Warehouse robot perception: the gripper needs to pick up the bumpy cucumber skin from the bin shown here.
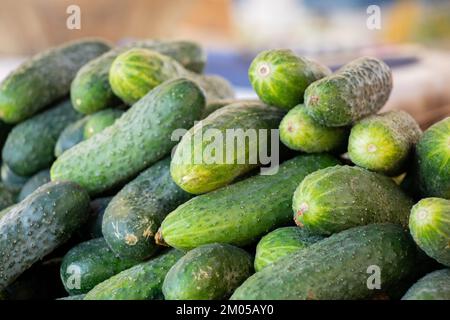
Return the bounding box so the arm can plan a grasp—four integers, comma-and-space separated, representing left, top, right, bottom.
409, 198, 450, 266
402, 269, 450, 300
158, 154, 339, 250
0, 184, 16, 211
103, 158, 193, 261
0, 163, 29, 193
0, 181, 90, 289
54, 117, 90, 157
60, 238, 139, 295
84, 249, 184, 300
17, 169, 50, 202
2, 100, 82, 176
293, 165, 413, 235
163, 244, 253, 300
171, 102, 285, 194
51, 78, 206, 195
304, 57, 393, 127
415, 117, 450, 199
248, 49, 331, 110
71, 40, 206, 114
0, 39, 110, 123
348, 111, 422, 176
254, 227, 324, 271
83, 109, 123, 139
279, 104, 348, 153
231, 224, 417, 300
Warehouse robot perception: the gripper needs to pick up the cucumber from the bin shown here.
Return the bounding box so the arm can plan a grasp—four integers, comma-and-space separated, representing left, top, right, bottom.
409, 198, 450, 266
109, 48, 233, 105
81, 197, 112, 239
231, 224, 418, 300
279, 104, 348, 153
414, 117, 450, 199
0, 183, 16, 211
54, 117, 90, 157
84, 249, 184, 300
248, 49, 331, 110
51, 78, 206, 195
402, 269, 450, 300
1, 163, 28, 192
202, 99, 258, 118
163, 243, 253, 300
83, 109, 123, 139
60, 238, 139, 295
0, 39, 110, 123
292, 165, 413, 235
156, 154, 339, 250
17, 169, 50, 202
171, 102, 285, 194
254, 227, 324, 271
2, 99, 82, 176
304, 57, 393, 127
348, 111, 422, 176
0, 181, 90, 289
71, 40, 206, 114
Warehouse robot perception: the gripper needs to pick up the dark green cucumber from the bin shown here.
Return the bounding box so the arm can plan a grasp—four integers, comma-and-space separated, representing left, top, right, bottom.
414, 117, 450, 199
60, 238, 139, 295
83, 109, 123, 139
0, 181, 90, 289
2, 99, 82, 176
51, 78, 206, 195
254, 227, 324, 271
163, 243, 253, 300
0, 183, 16, 211
348, 111, 422, 176
1, 163, 28, 192
171, 102, 285, 194
402, 269, 450, 300
0, 39, 110, 123
81, 197, 112, 239
17, 169, 50, 202
248, 49, 331, 110
103, 157, 192, 261
157, 154, 339, 250
71, 40, 206, 114
231, 224, 417, 300
293, 165, 413, 235
304, 57, 393, 127
409, 198, 450, 266
279, 104, 348, 153
109, 48, 233, 105
84, 249, 184, 300
54, 116, 90, 157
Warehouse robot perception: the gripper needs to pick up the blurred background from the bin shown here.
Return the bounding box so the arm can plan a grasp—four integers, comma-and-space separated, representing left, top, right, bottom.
0, 0, 449, 128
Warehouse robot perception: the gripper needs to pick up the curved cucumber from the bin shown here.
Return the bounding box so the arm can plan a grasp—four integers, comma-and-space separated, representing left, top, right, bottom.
1, 163, 29, 193
54, 116, 90, 157
293, 165, 413, 235
163, 244, 253, 300
17, 169, 51, 202
402, 269, 450, 300
409, 198, 450, 266
348, 111, 422, 176
304, 57, 392, 127
83, 108, 123, 139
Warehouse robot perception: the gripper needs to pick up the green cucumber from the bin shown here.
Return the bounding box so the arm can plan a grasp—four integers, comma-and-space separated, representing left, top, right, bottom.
163, 243, 253, 300
304, 57, 393, 127
17, 169, 51, 202
171, 102, 285, 194
231, 224, 418, 300
254, 227, 324, 271
71, 40, 206, 114
51, 78, 206, 195
279, 104, 348, 153
1, 163, 29, 192
83, 109, 123, 139
2, 99, 82, 176
54, 116, 90, 157
0, 183, 16, 211
0, 181, 90, 289
60, 238, 139, 295
84, 249, 184, 300
409, 197, 450, 266
402, 269, 450, 300
248, 49, 331, 110
156, 154, 339, 250
109, 48, 233, 105
293, 165, 413, 235
0, 39, 110, 123
348, 111, 422, 175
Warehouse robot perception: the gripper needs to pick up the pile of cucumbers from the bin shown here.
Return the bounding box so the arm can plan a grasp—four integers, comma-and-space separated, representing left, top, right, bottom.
0, 38, 448, 301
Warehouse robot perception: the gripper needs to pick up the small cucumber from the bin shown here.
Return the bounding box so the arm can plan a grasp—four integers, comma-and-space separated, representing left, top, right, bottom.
304, 57, 393, 127
83, 109, 123, 139
54, 116, 90, 157
402, 269, 450, 300
1, 163, 29, 192
17, 169, 51, 202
